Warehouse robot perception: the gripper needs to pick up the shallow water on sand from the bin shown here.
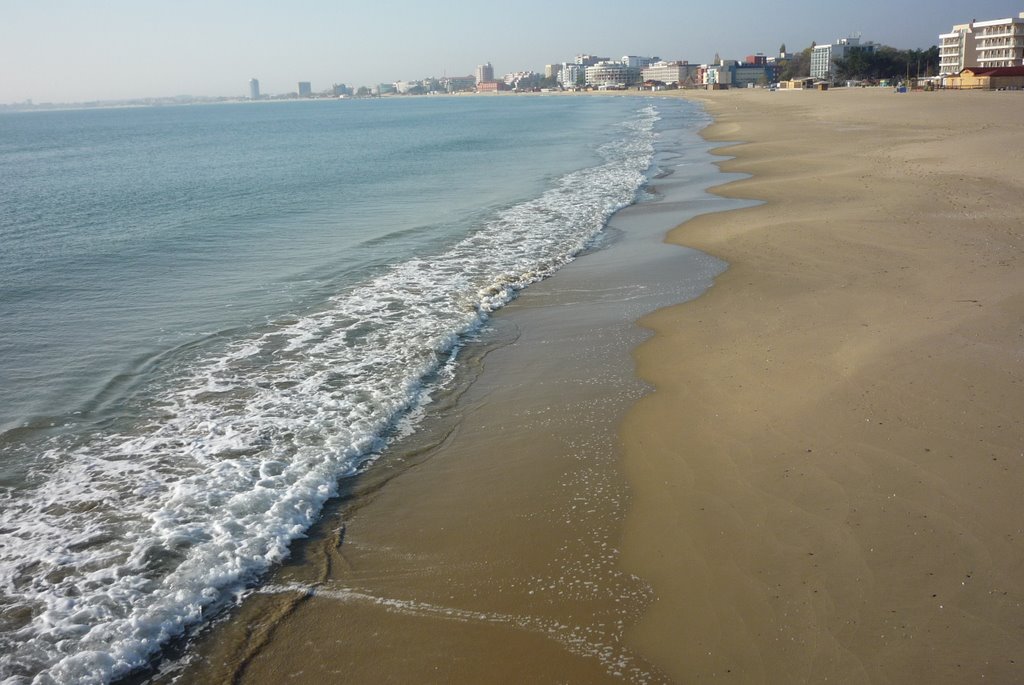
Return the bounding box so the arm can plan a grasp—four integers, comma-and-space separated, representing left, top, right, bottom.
0, 95, 719, 682
154, 97, 754, 685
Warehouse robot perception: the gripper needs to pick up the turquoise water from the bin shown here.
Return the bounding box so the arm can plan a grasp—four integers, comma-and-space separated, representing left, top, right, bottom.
0, 95, 703, 682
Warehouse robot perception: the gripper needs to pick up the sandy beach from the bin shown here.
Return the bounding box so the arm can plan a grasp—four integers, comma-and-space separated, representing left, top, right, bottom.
623, 87, 1024, 682
164, 88, 1024, 684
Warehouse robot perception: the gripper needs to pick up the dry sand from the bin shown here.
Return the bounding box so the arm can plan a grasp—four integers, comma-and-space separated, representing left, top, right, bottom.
622, 87, 1024, 683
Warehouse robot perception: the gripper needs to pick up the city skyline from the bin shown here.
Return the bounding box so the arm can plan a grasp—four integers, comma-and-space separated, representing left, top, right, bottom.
2, 0, 1022, 104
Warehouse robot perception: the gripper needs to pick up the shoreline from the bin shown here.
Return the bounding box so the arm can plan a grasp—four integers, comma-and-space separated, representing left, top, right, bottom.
159, 96, 740, 684
622, 88, 1024, 682
153, 88, 1024, 684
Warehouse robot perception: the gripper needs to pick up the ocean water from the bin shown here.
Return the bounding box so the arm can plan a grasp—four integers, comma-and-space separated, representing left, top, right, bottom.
0, 95, 704, 683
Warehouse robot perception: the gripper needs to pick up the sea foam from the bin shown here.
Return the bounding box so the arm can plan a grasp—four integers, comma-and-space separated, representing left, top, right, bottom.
0, 105, 658, 684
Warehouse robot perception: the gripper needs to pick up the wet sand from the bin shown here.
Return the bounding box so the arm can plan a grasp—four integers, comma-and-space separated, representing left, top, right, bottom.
622, 88, 1024, 683
162, 100, 741, 684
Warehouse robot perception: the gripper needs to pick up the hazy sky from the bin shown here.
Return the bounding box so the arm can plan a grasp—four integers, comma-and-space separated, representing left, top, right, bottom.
3, 0, 1022, 103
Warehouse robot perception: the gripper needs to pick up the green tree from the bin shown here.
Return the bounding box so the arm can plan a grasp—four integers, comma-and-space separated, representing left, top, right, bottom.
779, 45, 813, 80
832, 45, 942, 82
833, 46, 875, 80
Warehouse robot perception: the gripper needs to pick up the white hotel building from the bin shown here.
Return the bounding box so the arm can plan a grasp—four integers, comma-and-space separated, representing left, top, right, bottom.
585, 61, 633, 88
810, 37, 876, 81
641, 61, 698, 86
558, 63, 584, 88
940, 12, 1024, 74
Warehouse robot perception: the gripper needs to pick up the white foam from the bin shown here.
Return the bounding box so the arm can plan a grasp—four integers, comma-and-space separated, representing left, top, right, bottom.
0, 105, 659, 683
258, 582, 656, 681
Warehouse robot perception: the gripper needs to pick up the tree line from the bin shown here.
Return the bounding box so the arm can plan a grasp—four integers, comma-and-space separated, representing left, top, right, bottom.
834, 45, 940, 81
779, 44, 941, 82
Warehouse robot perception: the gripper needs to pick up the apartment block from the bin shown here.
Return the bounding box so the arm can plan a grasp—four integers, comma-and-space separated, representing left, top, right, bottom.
940, 12, 1024, 74
641, 61, 699, 86
585, 61, 642, 88
939, 22, 978, 74
558, 63, 584, 88
811, 37, 876, 81
476, 63, 494, 83
622, 55, 658, 69
975, 13, 1024, 68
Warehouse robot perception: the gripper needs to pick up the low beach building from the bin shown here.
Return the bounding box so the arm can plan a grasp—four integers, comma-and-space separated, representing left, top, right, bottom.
944, 65, 1024, 89
778, 77, 814, 89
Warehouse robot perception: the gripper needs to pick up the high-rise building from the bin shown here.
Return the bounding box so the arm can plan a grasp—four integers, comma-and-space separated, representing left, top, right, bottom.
298, 81, 312, 97
249, 78, 260, 100
558, 63, 584, 88
622, 55, 658, 69
575, 54, 609, 67
476, 63, 494, 83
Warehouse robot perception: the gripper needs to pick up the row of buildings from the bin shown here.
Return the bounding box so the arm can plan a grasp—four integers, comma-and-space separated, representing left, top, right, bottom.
714, 9, 1024, 88
249, 9, 1024, 99
537, 10, 1024, 90
479, 54, 779, 91
807, 11, 1024, 84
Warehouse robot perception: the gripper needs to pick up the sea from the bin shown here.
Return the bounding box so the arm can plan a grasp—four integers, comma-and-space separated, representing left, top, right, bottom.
0, 94, 709, 683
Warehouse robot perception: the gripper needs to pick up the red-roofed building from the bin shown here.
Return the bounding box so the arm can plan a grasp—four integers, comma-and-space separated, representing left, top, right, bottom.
475, 80, 507, 93
945, 66, 1024, 89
